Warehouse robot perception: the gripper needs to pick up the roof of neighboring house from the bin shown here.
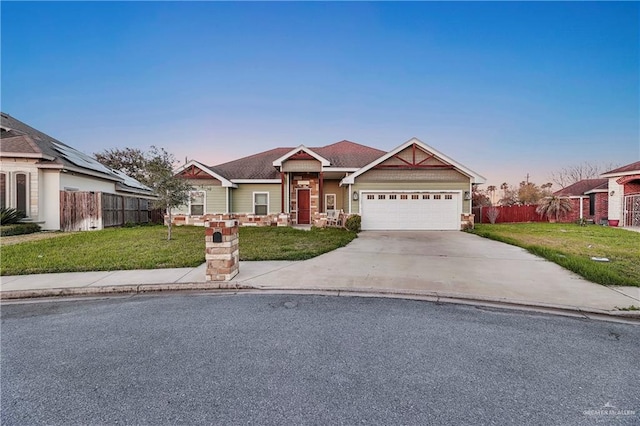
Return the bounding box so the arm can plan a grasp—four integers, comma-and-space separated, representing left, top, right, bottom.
554, 179, 608, 196
601, 161, 640, 176
209, 140, 386, 180
0, 112, 153, 195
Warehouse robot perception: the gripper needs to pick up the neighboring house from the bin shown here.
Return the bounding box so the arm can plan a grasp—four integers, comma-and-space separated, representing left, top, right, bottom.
1, 112, 155, 231
174, 138, 486, 230
601, 161, 640, 228
554, 179, 609, 224
552, 160, 640, 228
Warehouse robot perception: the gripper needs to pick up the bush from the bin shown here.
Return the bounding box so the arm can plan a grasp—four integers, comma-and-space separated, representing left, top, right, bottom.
1, 208, 26, 225
0, 223, 41, 237
345, 214, 361, 233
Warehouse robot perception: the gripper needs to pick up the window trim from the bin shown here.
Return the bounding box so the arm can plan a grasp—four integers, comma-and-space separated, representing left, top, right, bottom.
189, 190, 206, 216
0, 172, 7, 210
325, 193, 336, 212
253, 191, 269, 216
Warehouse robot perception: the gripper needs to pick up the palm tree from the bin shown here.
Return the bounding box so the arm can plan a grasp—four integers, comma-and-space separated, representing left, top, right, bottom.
536, 196, 573, 222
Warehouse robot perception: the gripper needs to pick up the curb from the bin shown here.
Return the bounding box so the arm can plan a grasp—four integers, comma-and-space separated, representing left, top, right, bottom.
2, 282, 639, 323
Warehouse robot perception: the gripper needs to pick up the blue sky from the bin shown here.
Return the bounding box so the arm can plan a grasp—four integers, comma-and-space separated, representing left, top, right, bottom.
2, 1, 638, 187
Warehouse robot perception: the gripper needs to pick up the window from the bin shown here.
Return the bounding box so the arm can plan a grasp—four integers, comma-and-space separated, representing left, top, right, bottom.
190, 191, 205, 215
0, 173, 6, 209
445, 194, 453, 200
389, 194, 397, 200
254, 192, 268, 215
367, 194, 375, 200
378, 194, 386, 200
325, 193, 336, 212
423, 194, 430, 200
589, 194, 595, 216
433, 194, 441, 200
400, 194, 408, 200
411, 194, 419, 200
16, 173, 27, 215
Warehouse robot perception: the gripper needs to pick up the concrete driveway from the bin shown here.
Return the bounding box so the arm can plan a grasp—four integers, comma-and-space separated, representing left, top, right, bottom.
237, 231, 640, 311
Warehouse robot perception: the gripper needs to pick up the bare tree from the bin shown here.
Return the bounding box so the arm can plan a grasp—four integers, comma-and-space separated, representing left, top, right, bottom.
486, 206, 500, 224
549, 162, 619, 188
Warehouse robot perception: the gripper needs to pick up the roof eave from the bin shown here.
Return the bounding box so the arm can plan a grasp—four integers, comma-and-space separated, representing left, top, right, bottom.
272, 145, 331, 167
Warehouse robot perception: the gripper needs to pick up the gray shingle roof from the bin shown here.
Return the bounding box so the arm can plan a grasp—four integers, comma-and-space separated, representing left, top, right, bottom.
209, 140, 386, 180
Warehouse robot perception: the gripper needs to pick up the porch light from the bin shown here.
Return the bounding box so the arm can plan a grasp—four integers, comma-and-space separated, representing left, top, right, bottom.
464, 191, 471, 200
352, 191, 359, 201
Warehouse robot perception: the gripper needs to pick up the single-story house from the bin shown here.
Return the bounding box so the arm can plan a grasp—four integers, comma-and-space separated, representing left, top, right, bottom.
554, 179, 609, 224
601, 161, 640, 228
173, 138, 486, 230
1, 112, 155, 231
552, 160, 640, 228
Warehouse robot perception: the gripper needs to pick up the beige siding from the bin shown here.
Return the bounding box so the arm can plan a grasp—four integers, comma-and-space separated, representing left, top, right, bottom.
283, 159, 321, 173
357, 168, 468, 183
175, 179, 226, 215
322, 180, 347, 212
351, 181, 471, 213
231, 184, 281, 214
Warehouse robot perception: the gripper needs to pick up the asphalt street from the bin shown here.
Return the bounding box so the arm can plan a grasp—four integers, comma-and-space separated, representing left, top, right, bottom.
2, 293, 639, 425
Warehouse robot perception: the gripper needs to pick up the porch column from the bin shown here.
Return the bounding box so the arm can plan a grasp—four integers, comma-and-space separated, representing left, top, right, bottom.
319, 172, 324, 213
280, 172, 285, 213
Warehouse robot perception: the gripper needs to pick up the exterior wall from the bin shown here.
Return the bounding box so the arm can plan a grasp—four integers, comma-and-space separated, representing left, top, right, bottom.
290, 173, 319, 225
351, 181, 472, 214
174, 179, 227, 216
607, 178, 624, 221
0, 158, 41, 219
322, 180, 345, 212
231, 183, 281, 214
60, 172, 116, 193
282, 159, 321, 173
565, 195, 608, 224
624, 181, 640, 195
40, 170, 62, 230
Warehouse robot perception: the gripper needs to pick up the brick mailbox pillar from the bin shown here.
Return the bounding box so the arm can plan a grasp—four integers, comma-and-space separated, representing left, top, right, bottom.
205, 218, 239, 281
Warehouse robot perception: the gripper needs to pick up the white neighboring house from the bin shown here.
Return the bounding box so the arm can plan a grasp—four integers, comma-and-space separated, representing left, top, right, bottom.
600, 161, 640, 228
1, 112, 156, 231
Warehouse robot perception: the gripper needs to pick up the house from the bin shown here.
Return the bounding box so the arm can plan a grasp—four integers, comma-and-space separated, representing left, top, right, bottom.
601, 161, 640, 228
554, 179, 609, 224
552, 160, 640, 228
1, 112, 155, 231
173, 138, 486, 230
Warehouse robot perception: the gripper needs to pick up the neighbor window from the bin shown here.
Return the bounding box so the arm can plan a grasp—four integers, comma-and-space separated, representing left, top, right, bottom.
0, 173, 6, 209
16, 173, 27, 215
190, 191, 205, 215
325, 193, 336, 212
254, 192, 268, 215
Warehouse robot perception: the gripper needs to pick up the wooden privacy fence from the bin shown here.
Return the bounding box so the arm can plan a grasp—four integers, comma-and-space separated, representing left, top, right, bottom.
60, 191, 156, 231
473, 205, 548, 224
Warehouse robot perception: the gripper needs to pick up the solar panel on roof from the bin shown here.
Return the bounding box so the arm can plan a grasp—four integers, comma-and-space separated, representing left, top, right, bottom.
52, 142, 114, 176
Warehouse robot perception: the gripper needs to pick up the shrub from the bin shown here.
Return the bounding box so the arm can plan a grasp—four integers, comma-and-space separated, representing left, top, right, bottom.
486, 206, 500, 224
0, 223, 41, 237
345, 214, 361, 233
0, 208, 26, 225
536, 196, 572, 222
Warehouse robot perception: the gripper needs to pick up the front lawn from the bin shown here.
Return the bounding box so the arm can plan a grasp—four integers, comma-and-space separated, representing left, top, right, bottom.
0, 225, 357, 275
469, 223, 640, 287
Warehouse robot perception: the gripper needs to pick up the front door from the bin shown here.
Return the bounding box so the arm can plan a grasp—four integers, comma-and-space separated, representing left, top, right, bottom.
297, 189, 310, 224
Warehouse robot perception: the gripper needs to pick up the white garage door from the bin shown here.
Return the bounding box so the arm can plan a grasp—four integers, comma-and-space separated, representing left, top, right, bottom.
361, 192, 460, 230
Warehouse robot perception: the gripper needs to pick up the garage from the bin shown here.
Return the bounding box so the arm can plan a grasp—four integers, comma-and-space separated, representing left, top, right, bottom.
360, 191, 461, 230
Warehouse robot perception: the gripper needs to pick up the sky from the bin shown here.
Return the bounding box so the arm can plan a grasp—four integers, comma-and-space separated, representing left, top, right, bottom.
2, 1, 638, 189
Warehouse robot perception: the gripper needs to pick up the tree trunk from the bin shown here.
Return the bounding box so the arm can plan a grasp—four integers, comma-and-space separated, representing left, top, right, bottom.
167, 205, 172, 241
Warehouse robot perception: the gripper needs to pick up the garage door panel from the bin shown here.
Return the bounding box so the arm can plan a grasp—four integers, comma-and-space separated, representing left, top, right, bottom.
361, 192, 460, 230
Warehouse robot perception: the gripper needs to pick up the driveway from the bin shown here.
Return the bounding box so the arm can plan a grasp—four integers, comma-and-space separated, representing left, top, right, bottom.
237, 231, 640, 311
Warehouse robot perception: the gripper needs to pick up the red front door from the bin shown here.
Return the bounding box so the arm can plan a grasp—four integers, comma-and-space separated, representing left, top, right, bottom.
297, 189, 310, 224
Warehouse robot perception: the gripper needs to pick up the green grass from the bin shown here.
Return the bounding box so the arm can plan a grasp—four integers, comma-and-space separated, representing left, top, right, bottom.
469, 223, 640, 287
0, 225, 357, 275
239, 226, 357, 261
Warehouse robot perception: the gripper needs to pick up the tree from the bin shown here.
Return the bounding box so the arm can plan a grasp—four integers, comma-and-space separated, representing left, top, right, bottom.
95, 146, 192, 240
498, 184, 519, 206
536, 196, 573, 222
549, 161, 619, 189
472, 188, 492, 207
94, 148, 150, 185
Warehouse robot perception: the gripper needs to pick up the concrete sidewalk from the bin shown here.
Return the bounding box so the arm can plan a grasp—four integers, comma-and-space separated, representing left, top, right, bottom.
1, 231, 639, 321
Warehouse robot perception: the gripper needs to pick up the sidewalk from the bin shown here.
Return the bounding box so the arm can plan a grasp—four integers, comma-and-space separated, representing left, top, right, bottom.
2, 259, 639, 321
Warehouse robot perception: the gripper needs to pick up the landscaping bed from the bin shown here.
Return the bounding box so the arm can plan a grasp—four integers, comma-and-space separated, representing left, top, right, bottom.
0, 225, 357, 275
469, 223, 640, 287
